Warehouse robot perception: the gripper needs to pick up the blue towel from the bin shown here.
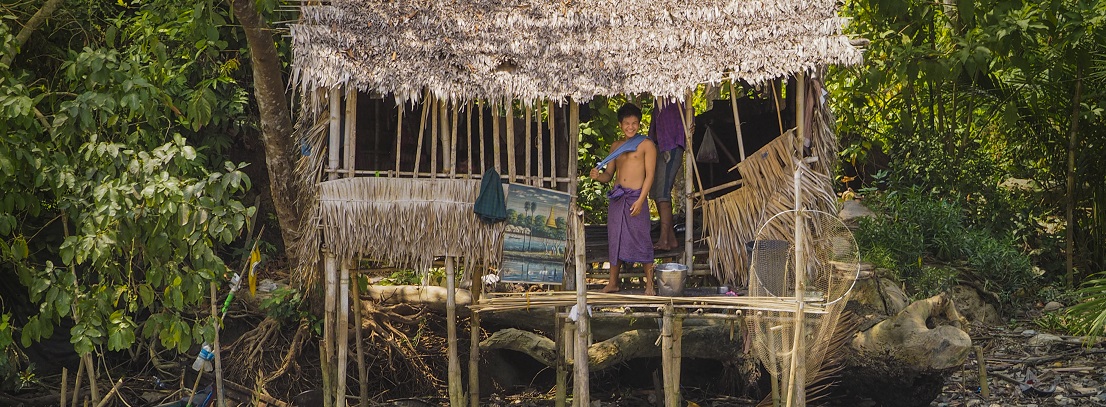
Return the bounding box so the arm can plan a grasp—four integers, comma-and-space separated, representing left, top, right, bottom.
595, 134, 647, 170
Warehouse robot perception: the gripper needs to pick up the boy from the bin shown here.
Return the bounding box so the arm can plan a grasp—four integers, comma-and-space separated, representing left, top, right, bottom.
648, 98, 685, 251
589, 103, 658, 295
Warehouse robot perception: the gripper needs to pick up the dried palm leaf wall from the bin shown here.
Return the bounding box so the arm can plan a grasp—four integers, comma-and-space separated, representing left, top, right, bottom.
291, 85, 583, 287
702, 75, 838, 287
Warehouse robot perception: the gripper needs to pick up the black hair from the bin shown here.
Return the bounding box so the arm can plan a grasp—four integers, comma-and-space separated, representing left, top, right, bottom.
616, 103, 643, 122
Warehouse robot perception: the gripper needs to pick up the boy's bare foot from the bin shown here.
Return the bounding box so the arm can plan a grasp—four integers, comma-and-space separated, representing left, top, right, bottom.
644, 287, 656, 296
600, 283, 620, 293
653, 241, 678, 251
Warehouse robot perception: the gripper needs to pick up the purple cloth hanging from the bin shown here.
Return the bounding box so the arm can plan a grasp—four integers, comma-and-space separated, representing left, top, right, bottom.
607, 185, 654, 263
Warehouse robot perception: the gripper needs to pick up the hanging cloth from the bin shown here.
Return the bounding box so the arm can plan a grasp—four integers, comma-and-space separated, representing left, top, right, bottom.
595, 134, 647, 170
474, 168, 507, 223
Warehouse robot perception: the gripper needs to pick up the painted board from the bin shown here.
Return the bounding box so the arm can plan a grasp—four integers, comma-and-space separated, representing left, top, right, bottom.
500, 184, 570, 284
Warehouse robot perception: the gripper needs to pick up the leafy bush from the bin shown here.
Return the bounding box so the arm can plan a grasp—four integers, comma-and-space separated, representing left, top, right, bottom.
855, 188, 1037, 306
1068, 271, 1106, 340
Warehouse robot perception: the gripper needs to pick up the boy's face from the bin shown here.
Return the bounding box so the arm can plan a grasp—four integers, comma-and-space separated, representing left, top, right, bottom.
619, 116, 641, 138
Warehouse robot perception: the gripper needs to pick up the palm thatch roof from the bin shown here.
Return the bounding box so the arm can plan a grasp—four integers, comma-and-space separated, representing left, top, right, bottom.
290, 0, 862, 102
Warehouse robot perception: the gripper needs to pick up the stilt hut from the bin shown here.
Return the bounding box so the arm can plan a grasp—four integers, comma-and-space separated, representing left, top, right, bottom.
288, 0, 861, 405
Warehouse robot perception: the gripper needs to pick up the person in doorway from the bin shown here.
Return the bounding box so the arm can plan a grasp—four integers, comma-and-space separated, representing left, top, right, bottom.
649, 98, 686, 251
590, 103, 658, 295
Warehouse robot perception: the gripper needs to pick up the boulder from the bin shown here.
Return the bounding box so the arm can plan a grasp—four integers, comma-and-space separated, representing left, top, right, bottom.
949, 284, 1001, 326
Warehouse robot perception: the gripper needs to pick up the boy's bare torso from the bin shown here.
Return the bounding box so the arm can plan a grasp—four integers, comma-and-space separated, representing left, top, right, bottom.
609, 137, 655, 190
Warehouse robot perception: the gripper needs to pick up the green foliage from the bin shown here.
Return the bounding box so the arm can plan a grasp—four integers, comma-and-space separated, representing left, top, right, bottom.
856, 189, 1036, 305
259, 286, 306, 322
832, 0, 1106, 281
380, 269, 422, 286
0, 0, 256, 378
1068, 271, 1106, 340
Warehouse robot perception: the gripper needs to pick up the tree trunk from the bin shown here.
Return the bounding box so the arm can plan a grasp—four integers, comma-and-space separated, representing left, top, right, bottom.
229, 0, 302, 259
1065, 70, 1083, 286
1, 0, 63, 67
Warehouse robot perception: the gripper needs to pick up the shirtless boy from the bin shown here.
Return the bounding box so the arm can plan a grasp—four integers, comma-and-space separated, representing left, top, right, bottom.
589, 103, 658, 295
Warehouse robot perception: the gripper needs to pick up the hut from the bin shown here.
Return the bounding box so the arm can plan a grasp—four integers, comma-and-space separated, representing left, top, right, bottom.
288, 0, 861, 405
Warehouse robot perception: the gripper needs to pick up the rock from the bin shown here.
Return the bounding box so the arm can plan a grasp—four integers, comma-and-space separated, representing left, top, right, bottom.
839, 199, 876, 226
842, 294, 972, 407
965, 399, 981, 407
1043, 301, 1064, 312
1028, 333, 1063, 353
949, 285, 1001, 326
849, 275, 909, 317
1021, 329, 1038, 336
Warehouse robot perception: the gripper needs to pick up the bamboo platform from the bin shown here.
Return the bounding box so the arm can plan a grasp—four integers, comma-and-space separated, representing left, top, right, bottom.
471, 291, 827, 314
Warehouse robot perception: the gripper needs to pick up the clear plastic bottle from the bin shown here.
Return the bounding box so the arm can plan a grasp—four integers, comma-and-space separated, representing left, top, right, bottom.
191, 343, 214, 372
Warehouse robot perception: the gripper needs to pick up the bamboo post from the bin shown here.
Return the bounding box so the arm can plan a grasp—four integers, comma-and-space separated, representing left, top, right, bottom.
548, 102, 557, 189
345, 89, 357, 177
469, 258, 485, 407
506, 102, 516, 182
492, 101, 501, 173
446, 257, 463, 406
729, 79, 746, 161
661, 305, 678, 407
536, 102, 544, 187
352, 272, 368, 407
413, 94, 430, 179
430, 98, 439, 178
337, 260, 350, 407
450, 103, 459, 176
93, 378, 123, 407
572, 208, 590, 407
320, 340, 332, 407
329, 87, 341, 182
210, 282, 226, 407
566, 102, 580, 290
60, 367, 67, 407
524, 103, 532, 184
674, 313, 683, 405
443, 100, 455, 176
323, 251, 338, 407
394, 103, 403, 175
975, 346, 989, 398
682, 95, 695, 270
479, 101, 486, 173
786, 73, 808, 406
69, 356, 82, 407
466, 101, 474, 178
554, 310, 567, 407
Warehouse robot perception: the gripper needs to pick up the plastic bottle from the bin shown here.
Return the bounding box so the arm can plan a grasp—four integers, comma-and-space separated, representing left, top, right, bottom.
191, 343, 214, 372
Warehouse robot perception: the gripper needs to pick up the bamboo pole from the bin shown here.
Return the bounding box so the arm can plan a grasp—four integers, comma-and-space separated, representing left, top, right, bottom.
506, 102, 516, 182
567, 103, 579, 196
329, 87, 341, 182
466, 101, 474, 178
323, 251, 338, 407
430, 98, 439, 178
413, 94, 430, 179
492, 101, 501, 173
451, 102, 459, 177
548, 102, 557, 189
524, 103, 532, 184
536, 102, 545, 187
468, 258, 484, 407
479, 101, 487, 173
352, 271, 368, 407
337, 260, 350, 407
211, 282, 226, 407
572, 207, 589, 407
446, 257, 463, 407
786, 75, 808, 407
730, 79, 746, 161
93, 378, 123, 407
682, 94, 695, 270
320, 340, 332, 407
60, 367, 67, 407
975, 346, 989, 399
345, 89, 357, 177
394, 102, 403, 175
674, 313, 683, 405
69, 357, 82, 407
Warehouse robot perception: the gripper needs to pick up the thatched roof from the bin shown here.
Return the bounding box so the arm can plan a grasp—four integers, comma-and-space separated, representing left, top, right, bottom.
290, 0, 862, 102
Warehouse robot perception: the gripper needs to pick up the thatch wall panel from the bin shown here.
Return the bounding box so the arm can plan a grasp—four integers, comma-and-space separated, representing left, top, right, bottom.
308, 177, 505, 276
